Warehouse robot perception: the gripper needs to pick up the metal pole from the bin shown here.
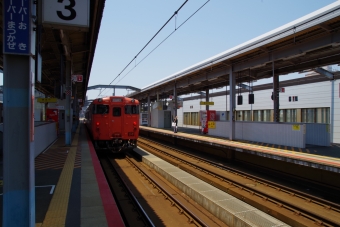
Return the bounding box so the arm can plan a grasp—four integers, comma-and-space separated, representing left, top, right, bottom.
65, 61, 72, 145
174, 83, 177, 117
206, 88, 209, 111
147, 94, 151, 126
273, 61, 279, 122
229, 66, 235, 140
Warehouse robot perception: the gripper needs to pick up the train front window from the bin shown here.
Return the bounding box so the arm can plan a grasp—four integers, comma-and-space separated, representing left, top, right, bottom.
125, 105, 139, 114
113, 107, 121, 116
94, 105, 109, 114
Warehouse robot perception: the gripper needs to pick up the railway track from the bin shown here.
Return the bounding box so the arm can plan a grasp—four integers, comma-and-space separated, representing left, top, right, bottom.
99, 153, 226, 227
99, 154, 154, 227
138, 136, 340, 227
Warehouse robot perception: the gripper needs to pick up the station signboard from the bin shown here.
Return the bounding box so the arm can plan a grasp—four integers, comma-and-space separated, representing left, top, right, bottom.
208, 121, 216, 129
200, 101, 214, 105
3, 0, 30, 55
42, 0, 90, 29
46, 109, 58, 122
72, 75, 83, 82
37, 98, 58, 103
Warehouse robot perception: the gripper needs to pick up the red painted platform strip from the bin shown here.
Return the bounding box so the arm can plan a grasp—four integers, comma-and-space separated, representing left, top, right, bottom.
86, 132, 125, 227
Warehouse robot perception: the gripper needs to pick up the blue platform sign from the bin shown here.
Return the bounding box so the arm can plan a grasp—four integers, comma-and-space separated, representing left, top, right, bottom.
3, 0, 30, 55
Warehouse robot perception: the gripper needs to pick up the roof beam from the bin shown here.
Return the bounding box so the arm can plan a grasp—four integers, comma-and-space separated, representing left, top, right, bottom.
313, 67, 334, 80
234, 32, 340, 72
87, 85, 141, 92
318, 23, 332, 32
60, 30, 71, 60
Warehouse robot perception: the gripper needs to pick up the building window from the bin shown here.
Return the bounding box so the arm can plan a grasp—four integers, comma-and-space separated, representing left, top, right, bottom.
236, 111, 243, 121
183, 112, 200, 126
253, 110, 259, 121
263, 110, 271, 122
243, 111, 251, 121
302, 108, 315, 123
184, 112, 190, 125
316, 108, 330, 124
191, 112, 199, 126
285, 109, 297, 122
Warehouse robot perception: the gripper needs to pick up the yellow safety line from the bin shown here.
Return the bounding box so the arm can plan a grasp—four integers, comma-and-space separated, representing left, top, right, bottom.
41, 128, 79, 227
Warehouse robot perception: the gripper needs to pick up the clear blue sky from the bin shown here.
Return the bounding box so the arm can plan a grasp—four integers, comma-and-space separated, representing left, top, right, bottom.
2, 1, 338, 98
87, 0, 338, 100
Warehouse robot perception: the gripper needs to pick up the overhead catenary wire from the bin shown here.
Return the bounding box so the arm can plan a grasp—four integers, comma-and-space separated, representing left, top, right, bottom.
115, 0, 211, 86
97, 0, 211, 98
97, 0, 189, 98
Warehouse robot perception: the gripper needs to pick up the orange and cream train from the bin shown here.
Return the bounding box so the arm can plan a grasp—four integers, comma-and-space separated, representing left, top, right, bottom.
85, 96, 139, 152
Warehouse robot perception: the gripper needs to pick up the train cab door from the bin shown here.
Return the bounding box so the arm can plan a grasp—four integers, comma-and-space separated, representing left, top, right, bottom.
110, 106, 123, 137
94, 104, 110, 139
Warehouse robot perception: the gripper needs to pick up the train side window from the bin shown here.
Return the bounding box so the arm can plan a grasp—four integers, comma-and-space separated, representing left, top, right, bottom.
125, 105, 131, 114
131, 105, 139, 114
94, 105, 109, 114
125, 105, 139, 114
113, 107, 121, 116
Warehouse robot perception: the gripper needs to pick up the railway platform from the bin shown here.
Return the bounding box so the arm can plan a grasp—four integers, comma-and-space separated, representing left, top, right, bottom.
140, 125, 340, 189
0, 125, 124, 227
140, 125, 340, 165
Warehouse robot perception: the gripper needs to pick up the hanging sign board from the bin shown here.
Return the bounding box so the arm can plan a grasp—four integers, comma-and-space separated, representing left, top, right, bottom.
37, 98, 58, 103
42, 0, 90, 29
3, 0, 30, 55
200, 101, 214, 105
72, 75, 83, 82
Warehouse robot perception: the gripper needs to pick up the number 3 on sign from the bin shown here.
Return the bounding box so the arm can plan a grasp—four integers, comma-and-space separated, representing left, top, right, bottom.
57, 0, 76, 21
42, 0, 89, 28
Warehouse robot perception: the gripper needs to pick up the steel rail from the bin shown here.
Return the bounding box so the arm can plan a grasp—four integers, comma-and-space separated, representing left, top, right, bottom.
125, 152, 208, 227
138, 137, 340, 227
100, 155, 155, 227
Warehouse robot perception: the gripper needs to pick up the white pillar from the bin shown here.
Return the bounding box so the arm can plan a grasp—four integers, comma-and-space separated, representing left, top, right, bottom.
229, 66, 235, 140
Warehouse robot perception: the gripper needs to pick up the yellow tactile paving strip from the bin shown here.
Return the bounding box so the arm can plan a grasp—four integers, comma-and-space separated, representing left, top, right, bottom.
141, 126, 340, 167
40, 128, 80, 227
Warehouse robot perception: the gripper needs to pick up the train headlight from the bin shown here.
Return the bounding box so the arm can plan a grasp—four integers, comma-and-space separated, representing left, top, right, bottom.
96, 122, 100, 128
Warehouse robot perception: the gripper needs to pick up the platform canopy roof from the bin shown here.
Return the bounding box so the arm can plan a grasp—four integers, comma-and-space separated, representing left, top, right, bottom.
0, 0, 106, 101
128, 1, 340, 103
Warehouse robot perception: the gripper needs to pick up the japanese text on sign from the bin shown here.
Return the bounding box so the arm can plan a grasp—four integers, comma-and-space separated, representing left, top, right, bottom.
72, 75, 83, 82
37, 98, 58, 103
200, 101, 214, 105
292, 125, 300, 131
42, 0, 90, 28
3, 0, 30, 55
208, 121, 216, 129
